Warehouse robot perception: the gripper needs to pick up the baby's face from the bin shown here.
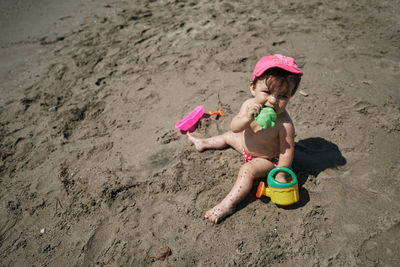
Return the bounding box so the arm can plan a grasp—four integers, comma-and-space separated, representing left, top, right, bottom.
250, 76, 294, 115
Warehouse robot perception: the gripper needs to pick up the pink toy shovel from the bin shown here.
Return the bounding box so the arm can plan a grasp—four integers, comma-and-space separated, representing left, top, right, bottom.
175, 105, 204, 131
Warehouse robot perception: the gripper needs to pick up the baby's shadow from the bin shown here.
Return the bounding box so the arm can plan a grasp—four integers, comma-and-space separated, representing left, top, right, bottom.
238, 137, 347, 212
293, 137, 347, 179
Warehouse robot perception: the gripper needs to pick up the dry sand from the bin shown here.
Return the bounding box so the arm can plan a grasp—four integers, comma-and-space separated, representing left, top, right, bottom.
1, 0, 400, 266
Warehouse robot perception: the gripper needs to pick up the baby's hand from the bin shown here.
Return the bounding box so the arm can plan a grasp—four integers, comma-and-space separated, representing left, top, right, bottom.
275, 172, 288, 183
246, 103, 263, 120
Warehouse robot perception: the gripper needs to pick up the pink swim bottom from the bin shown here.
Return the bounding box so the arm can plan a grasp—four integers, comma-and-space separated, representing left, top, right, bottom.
242, 149, 279, 166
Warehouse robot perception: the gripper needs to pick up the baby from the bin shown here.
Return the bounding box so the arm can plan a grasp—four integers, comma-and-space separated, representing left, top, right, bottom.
188, 54, 303, 223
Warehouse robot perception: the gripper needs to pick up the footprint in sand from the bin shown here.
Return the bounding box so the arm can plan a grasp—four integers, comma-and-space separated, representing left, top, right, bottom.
82, 218, 114, 266
157, 130, 180, 144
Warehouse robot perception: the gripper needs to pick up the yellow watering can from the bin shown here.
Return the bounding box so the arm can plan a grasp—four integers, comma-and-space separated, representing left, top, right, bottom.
256, 167, 299, 206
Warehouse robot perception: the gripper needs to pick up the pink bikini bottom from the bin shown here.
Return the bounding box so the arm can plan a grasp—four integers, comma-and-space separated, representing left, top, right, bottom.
242, 149, 279, 166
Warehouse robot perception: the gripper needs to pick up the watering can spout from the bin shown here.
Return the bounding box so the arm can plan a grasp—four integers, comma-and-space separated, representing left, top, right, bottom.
256, 182, 273, 198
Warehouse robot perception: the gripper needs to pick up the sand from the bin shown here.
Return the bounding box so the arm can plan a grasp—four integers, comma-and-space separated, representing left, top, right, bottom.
1, 0, 399, 266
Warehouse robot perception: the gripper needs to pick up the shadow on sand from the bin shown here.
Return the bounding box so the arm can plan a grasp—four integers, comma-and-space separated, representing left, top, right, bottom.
293, 137, 347, 178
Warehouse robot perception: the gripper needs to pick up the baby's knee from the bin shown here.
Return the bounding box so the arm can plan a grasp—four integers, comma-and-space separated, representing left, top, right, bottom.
239, 163, 257, 179
224, 131, 242, 152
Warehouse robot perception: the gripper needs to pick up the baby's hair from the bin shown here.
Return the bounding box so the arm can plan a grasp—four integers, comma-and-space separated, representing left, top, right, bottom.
254, 68, 301, 96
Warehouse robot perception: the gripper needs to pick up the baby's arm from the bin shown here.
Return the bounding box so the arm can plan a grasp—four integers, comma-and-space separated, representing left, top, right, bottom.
230, 99, 262, 133
275, 118, 295, 182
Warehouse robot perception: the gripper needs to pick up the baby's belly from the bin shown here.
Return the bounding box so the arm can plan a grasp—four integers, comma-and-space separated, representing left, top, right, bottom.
242, 131, 280, 158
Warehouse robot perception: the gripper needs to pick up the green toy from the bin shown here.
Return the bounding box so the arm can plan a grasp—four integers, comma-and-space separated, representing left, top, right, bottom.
254, 106, 277, 129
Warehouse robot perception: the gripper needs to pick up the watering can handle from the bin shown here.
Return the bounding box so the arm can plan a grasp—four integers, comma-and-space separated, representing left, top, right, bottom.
269, 167, 296, 179
267, 167, 298, 189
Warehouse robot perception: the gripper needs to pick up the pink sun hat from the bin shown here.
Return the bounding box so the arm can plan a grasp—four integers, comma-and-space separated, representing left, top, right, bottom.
252, 54, 303, 82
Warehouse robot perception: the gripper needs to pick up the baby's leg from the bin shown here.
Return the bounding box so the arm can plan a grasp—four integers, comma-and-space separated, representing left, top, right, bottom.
205, 158, 275, 224
187, 131, 242, 152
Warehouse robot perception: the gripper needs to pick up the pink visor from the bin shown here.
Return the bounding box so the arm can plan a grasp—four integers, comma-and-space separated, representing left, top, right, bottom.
252, 54, 303, 82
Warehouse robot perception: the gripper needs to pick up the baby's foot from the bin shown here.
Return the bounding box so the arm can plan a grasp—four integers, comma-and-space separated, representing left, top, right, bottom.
187, 132, 205, 152
204, 202, 234, 224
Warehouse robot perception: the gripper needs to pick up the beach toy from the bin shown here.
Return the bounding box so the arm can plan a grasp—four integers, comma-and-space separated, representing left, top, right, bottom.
254, 106, 276, 129
175, 105, 204, 131
256, 167, 299, 206
209, 109, 224, 116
